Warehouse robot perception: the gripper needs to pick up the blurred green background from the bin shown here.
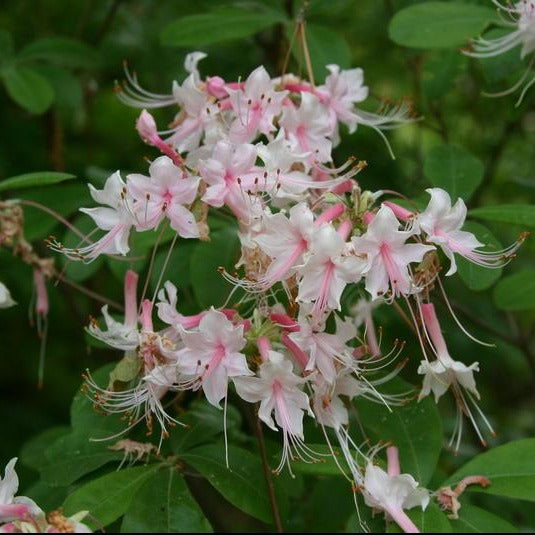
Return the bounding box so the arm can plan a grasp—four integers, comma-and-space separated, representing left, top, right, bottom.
0, 0, 534, 530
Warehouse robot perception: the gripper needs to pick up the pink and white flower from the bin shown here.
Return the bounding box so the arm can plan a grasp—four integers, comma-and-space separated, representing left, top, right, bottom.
280, 92, 333, 163
0, 282, 15, 309
418, 188, 525, 275
0, 458, 41, 523
353, 205, 434, 299
177, 308, 252, 407
363, 447, 429, 534
128, 156, 200, 237
228, 66, 288, 143
234, 341, 314, 474
297, 221, 366, 315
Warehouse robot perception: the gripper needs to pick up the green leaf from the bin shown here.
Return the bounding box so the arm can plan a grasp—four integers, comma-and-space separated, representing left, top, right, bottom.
40, 367, 127, 486
121, 467, 212, 533
181, 444, 274, 523
388, 2, 495, 49
423, 50, 465, 101
493, 270, 535, 311
387, 502, 451, 533
20, 426, 70, 471
18, 37, 100, 68
63, 464, 160, 528
424, 144, 483, 200
442, 438, 535, 502
357, 380, 442, 485
469, 204, 535, 228
1, 66, 54, 114
300, 24, 352, 80
457, 222, 502, 291
18, 182, 90, 241
190, 226, 240, 308
450, 504, 518, 533
169, 399, 242, 453
0, 30, 14, 70
287, 444, 345, 477
0, 171, 75, 193
41, 432, 124, 487
161, 7, 286, 47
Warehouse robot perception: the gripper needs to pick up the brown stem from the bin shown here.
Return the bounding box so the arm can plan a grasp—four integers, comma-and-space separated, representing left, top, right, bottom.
254, 413, 284, 533
47, 110, 65, 172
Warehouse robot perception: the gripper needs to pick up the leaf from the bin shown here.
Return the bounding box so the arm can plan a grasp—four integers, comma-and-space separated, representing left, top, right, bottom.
300, 24, 352, 80
469, 204, 535, 228
457, 222, 502, 291
18, 182, 90, 241
424, 144, 483, 200
63, 464, 160, 528
442, 438, 535, 502
357, 381, 442, 485
18, 37, 100, 69
169, 399, 242, 453
0, 30, 14, 70
181, 444, 273, 523
40, 367, 127, 486
20, 426, 70, 471
423, 50, 465, 101
41, 432, 124, 487
161, 7, 286, 47
190, 226, 240, 308
0, 171, 76, 193
387, 502, 451, 533
121, 467, 212, 533
1, 66, 54, 114
286, 444, 345, 477
493, 270, 535, 311
450, 504, 518, 533
388, 2, 496, 49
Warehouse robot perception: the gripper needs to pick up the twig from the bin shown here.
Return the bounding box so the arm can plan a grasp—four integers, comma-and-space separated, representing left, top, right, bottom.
254, 413, 284, 533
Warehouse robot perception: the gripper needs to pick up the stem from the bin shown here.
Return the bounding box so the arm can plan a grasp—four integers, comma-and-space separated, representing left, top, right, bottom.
254, 413, 284, 533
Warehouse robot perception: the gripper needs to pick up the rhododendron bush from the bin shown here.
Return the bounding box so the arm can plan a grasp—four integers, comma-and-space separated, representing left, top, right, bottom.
1, 1, 535, 533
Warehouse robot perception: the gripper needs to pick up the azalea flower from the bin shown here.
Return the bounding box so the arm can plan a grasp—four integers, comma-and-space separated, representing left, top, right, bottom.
233, 341, 314, 474
289, 307, 357, 383
50, 171, 135, 261
88, 270, 139, 351
227, 65, 288, 143
127, 156, 200, 237
363, 447, 429, 534
0, 458, 41, 523
199, 140, 260, 220
297, 221, 366, 315
177, 308, 252, 407
0, 282, 15, 309
280, 92, 333, 163
353, 205, 434, 300
417, 302, 492, 449
418, 188, 525, 275
465, 1, 535, 103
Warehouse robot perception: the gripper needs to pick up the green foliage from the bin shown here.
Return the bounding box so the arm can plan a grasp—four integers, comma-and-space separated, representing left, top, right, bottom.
443, 439, 535, 502
121, 467, 212, 533
450, 504, 519, 533
388, 2, 495, 49
424, 144, 483, 200
457, 222, 502, 291
180, 444, 277, 524
469, 205, 535, 228
161, 6, 286, 47
493, 270, 535, 311
1, 66, 55, 114
18, 37, 100, 69
386, 503, 451, 533
357, 381, 442, 486
63, 464, 161, 528
0, 171, 75, 192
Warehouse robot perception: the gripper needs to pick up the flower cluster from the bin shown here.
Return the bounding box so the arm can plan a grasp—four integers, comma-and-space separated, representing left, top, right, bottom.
45, 52, 526, 533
